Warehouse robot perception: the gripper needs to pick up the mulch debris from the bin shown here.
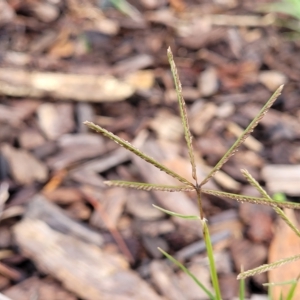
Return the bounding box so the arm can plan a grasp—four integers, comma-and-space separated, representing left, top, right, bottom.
0, 0, 300, 299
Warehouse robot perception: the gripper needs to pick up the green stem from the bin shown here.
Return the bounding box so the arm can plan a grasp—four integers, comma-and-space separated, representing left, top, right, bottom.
202, 219, 222, 300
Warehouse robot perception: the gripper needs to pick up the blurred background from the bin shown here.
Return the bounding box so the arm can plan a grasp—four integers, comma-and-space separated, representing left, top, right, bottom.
0, 0, 300, 299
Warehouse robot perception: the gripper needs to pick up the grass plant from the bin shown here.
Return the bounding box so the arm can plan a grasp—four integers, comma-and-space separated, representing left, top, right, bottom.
85, 48, 300, 299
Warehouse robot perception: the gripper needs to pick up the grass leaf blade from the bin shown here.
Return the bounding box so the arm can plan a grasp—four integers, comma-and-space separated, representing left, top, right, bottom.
239, 267, 245, 300
153, 204, 199, 219
200, 85, 283, 187
105, 181, 194, 192
167, 48, 198, 183
84, 121, 193, 186
202, 219, 222, 300
158, 248, 215, 300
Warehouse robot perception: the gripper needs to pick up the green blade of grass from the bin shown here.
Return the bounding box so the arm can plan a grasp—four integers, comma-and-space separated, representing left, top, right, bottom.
84, 121, 193, 187
109, 0, 142, 21
239, 277, 245, 300
167, 47, 198, 183
104, 181, 194, 192
153, 204, 199, 219
286, 274, 300, 300
158, 247, 216, 300
238, 254, 300, 280
200, 85, 283, 187
202, 219, 222, 300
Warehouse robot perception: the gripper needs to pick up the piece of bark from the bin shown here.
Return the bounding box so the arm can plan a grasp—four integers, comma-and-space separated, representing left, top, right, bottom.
149, 109, 183, 142
258, 71, 287, 91
219, 273, 239, 300
70, 147, 130, 176
0, 227, 12, 248
13, 219, 163, 300
150, 260, 186, 300
190, 101, 217, 136
25, 195, 103, 247
230, 239, 268, 277
177, 262, 213, 300
3, 276, 76, 300
134, 219, 175, 237
76, 103, 94, 133
142, 235, 169, 258
209, 210, 243, 240
1, 144, 48, 185
262, 164, 300, 196
42, 187, 82, 204
89, 188, 127, 229
112, 54, 154, 75
0, 101, 39, 127
37, 103, 75, 140
0, 276, 9, 291
0, 69, 134, 102
0, 0, 15, 25
239, 202, 274, 243
66, 201, 92, 220
0, 293, 11, 300
216, 102, 235, 119
175, 230, 231, 261
126, 190, 164, 220
18, 129, 45, 150
124, 70, 155, 90
198, 66, 219, 97
46, 133, 106, 170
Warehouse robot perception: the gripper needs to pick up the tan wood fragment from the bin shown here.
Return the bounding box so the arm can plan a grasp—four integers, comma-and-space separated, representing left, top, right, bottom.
0, 69, 134, 102
262, 165, 300, 196
13, 219, 163, 300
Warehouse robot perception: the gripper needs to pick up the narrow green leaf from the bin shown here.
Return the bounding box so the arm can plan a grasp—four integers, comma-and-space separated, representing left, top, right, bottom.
167, 47, 198, 183
239, 272, 245, 300
202, 219, 222, 300
287, 275, 300, 300
238, 254, 300, 280
273, 192, 287, 202
202, 188, 300, 210
152, 204, 199, 219
158, 248, 215, 300
109, 0, 142, 20
104, 181, 194, 192
200, 85, 283, 187
280, 291, 283, 300
84, 121, 193, 187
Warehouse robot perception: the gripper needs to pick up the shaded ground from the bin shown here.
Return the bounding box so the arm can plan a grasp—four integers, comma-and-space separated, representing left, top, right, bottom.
0, 0, 300, 299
